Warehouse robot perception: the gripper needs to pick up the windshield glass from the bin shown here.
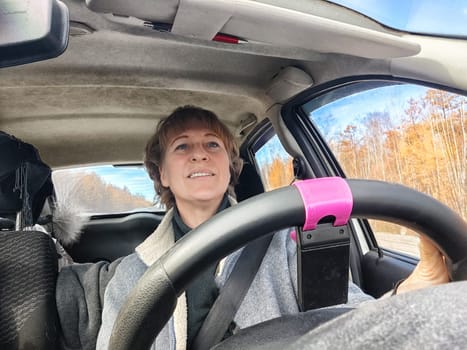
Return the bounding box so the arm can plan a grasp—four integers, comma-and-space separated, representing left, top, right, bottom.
326, 0, 467, 38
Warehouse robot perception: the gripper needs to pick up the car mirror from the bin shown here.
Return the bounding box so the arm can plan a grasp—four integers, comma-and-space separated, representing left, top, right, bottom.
0, 0, 69, 68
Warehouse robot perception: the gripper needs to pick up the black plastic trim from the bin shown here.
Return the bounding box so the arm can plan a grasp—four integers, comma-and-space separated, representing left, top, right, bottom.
88, 210, 165, 221
247, 118, 276, 155
0, 0, 69, 68
361, 250, 414, 297
286, 75, 467, 109
381, 248, 419, 265
68, 212, 163, 263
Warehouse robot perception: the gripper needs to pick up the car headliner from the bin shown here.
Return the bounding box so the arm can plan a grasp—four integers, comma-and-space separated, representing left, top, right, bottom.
1, 0, 466, 168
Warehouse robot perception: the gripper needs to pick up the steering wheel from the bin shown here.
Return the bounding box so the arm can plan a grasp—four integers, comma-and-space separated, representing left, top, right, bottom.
109, 178, 467, 350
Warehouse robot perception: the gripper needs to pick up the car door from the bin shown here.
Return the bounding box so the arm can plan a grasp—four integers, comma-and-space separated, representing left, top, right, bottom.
246, 76, 466, 297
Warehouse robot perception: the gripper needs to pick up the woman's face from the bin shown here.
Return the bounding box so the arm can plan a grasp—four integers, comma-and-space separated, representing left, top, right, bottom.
159, 127, 231, 209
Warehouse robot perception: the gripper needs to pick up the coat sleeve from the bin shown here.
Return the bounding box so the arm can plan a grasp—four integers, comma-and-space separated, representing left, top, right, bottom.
56, 258, 123, 350
95, 253, 152, 350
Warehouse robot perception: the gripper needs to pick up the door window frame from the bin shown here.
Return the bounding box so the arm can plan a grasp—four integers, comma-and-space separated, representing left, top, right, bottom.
281, 74, 467, 259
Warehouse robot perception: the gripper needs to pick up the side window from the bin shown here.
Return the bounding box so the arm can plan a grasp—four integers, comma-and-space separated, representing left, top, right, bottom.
254, 134, 295, 191
303, 82, 467, 257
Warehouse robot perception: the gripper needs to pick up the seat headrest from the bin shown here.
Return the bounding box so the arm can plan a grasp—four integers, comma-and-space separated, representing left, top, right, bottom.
0, 131, 53, 226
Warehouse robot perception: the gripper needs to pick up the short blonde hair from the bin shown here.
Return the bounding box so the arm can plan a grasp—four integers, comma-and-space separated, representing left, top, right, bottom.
144, 105, 243, 209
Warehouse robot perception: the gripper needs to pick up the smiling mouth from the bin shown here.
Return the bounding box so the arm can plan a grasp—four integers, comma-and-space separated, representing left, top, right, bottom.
188, 172, 214, 178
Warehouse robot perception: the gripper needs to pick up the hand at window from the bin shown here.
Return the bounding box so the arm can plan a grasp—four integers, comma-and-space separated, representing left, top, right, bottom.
396, 236, 450, 294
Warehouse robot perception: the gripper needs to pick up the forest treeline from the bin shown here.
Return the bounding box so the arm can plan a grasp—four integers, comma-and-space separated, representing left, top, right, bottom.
53, 172, 152, 213
262, 88, 466, 222
262, 156, 294, 190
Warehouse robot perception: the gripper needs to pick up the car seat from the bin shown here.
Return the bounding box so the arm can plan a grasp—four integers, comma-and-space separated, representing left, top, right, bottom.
0, 131, 58, 349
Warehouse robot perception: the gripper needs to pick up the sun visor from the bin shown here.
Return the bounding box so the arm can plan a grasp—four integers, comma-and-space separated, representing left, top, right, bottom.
85, 0, 178, 23
86, 0, 420, 59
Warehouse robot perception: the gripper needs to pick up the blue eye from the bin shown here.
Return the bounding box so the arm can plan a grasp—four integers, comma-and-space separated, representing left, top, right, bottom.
175, 143, 188, 151
207, 141, 220, 148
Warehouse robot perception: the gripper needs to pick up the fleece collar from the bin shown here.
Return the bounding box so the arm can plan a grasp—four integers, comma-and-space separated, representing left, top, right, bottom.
135, 207, 175, 266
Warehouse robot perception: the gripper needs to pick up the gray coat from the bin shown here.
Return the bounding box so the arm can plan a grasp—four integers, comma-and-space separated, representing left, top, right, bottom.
57, 207, 372, 350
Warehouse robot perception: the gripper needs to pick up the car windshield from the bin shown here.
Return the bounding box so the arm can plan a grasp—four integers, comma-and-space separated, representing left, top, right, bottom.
326, 0, 467, 38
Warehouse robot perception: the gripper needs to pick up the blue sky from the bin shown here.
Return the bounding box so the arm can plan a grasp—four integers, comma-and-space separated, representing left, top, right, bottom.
309, 84, 428, 139
327, 0, 467, 37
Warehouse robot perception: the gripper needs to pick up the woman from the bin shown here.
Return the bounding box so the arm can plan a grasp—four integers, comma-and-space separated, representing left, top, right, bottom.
57, 105, 452, 350
96, 105, 330, 349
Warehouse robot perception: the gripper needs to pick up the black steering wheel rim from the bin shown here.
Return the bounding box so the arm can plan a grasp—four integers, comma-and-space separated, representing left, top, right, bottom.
109, 178, 467, 350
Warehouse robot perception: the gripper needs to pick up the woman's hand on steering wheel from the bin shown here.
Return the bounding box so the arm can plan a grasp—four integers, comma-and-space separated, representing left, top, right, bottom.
396, 236, 450, 294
